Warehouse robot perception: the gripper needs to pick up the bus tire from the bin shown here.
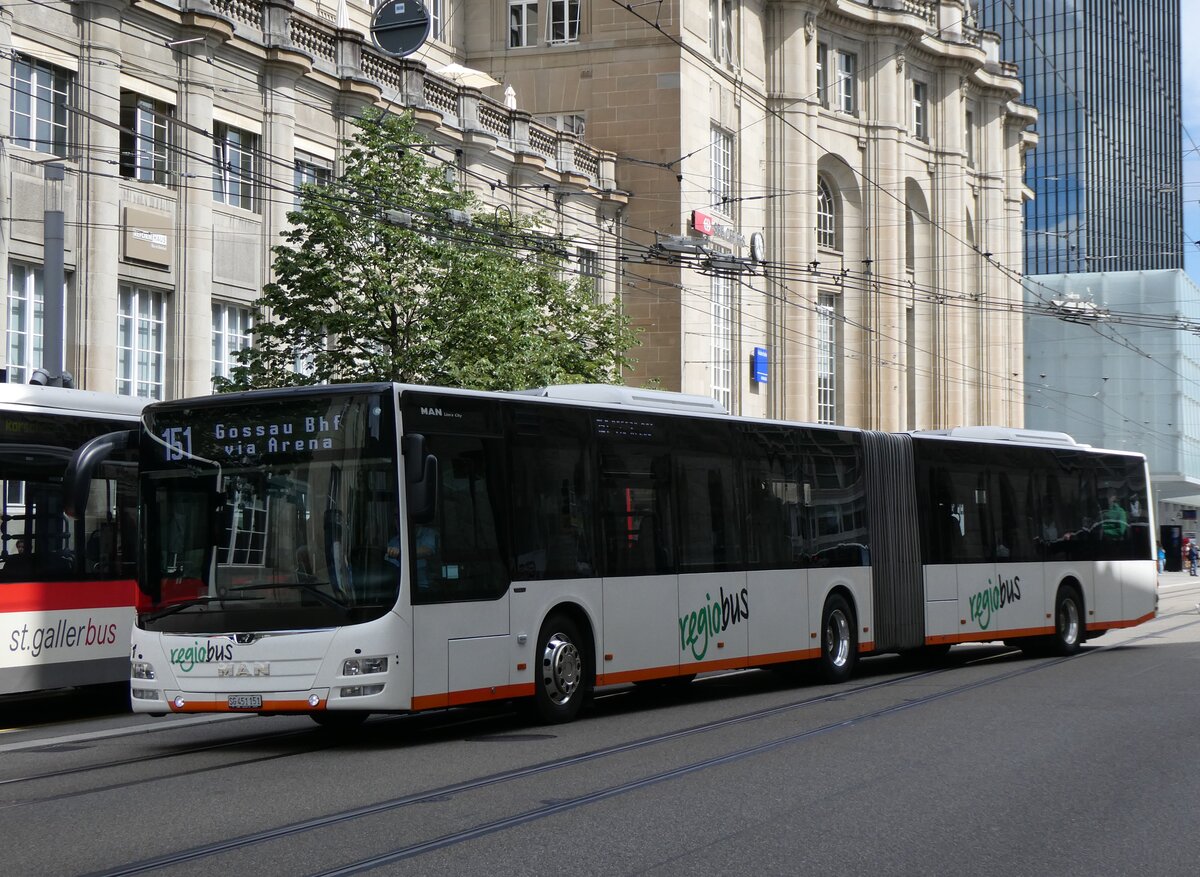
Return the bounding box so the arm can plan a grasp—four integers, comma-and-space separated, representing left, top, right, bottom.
817, 593, 857, 684
533, 614, 590, 724
1049, 584, 1084, 656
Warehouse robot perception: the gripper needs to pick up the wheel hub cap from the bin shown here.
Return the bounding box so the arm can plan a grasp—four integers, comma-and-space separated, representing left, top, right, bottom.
542, 632, 581, 705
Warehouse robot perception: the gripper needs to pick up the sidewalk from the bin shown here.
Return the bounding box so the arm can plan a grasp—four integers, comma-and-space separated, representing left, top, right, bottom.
1159, 567, 1200, 586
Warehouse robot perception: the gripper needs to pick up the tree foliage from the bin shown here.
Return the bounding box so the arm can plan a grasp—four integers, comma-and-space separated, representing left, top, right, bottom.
216, 109, 638, 392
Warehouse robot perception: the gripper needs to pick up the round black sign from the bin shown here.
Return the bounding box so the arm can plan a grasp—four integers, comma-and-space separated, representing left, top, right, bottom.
370, 0, 431, 58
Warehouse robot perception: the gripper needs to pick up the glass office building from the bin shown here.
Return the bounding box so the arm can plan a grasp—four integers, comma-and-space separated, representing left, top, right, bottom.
978, 0, 1182, 274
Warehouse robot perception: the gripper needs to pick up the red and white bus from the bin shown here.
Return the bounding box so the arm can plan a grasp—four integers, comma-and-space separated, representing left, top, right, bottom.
0, 383, 143, 697
79, 382, 1155, 724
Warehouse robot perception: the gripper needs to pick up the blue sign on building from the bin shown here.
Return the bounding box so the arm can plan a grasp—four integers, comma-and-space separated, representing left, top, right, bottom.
752, 347, 769, 384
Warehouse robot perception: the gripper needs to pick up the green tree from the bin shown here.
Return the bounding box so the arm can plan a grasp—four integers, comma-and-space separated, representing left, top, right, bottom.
216, 109, 637, 392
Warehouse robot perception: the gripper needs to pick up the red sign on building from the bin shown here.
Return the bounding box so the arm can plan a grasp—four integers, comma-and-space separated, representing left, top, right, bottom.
691, 209, 714, 236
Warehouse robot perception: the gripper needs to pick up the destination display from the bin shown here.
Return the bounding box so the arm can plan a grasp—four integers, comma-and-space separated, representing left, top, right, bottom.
144, 393, 393, 467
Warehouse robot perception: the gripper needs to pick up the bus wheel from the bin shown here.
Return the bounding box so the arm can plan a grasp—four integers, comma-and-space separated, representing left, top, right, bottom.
817, 594, 857, 684
1050, 585, 1084, 656
533, 615, 589, 724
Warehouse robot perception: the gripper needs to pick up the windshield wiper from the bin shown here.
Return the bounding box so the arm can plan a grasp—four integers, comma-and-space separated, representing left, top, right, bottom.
228, 582, 349, 610
141, 594, 264, 623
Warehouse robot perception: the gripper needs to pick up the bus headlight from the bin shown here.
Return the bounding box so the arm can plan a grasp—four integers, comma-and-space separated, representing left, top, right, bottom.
342, 656, 388, 676
131, 688, 160, 700
131, 661, 156, 680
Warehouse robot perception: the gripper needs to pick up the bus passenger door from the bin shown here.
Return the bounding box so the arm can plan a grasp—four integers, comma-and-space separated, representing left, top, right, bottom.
676, 442, 748, 673
409, 432, 512, 708
596, 415, 679, 685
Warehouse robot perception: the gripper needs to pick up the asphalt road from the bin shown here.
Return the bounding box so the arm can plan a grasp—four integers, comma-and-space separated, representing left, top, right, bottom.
3, 572, 1199, 877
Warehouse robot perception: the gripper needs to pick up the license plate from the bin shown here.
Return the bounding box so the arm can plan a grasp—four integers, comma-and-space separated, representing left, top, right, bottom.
227, 694, 263, 710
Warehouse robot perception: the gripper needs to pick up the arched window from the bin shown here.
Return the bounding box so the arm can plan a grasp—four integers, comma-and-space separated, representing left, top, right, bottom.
816, 176, 839, 250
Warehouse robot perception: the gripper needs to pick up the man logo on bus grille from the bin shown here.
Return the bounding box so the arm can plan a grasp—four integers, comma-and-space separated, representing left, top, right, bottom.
969, 575, 1021, 630
679, 587, 749, 661
217, 662, 270, 677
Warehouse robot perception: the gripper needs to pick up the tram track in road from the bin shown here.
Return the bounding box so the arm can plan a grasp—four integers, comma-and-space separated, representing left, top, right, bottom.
0, 705, 530, 809
82, 624, 1196, 877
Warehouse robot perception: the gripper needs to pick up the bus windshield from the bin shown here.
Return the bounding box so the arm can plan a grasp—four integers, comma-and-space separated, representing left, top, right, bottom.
138, 390, 400, 633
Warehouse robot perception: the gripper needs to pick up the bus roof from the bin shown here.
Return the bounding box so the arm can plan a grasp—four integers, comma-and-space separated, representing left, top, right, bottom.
912, 426, 1083, 447
510, 384, 729, 415
0, 383, 148, 420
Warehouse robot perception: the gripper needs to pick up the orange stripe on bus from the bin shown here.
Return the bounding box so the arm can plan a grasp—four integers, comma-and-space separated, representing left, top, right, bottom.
1087, 610, 1156, 631
445, 683, 535, 706
411, 684, 535, 711
597, 648, 825, 686
596, 664, 680, 686
926, 625, 1053, 645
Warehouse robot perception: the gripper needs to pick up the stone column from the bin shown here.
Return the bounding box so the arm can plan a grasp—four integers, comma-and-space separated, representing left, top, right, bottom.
0, 6, 13, 359
75, 0, 127, 392
175, 10, 233, 397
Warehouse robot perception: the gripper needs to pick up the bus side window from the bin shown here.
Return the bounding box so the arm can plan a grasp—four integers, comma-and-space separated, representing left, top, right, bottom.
509, 405, 594, 581
595, 413, 672, 577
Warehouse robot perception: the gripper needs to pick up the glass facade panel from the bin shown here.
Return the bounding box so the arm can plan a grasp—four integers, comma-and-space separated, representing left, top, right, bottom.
979, 0, 1182, 272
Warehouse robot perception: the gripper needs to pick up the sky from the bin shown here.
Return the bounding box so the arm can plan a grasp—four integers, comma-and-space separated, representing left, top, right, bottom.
1183, 2, 1199, 280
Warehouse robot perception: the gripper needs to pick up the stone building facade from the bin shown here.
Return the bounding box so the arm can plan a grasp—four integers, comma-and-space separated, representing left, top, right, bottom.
0, 0, 624, 400
463, 0, 1035, 428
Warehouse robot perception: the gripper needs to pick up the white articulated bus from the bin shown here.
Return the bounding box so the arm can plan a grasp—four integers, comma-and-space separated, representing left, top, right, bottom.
0, 383, 144, 697
71, 382, 1155, 725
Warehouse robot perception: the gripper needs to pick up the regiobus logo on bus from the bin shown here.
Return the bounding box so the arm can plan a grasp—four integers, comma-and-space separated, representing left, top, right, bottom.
168, 639, 234, 672
679, 587, 750, 661
969, 575, 1022, 630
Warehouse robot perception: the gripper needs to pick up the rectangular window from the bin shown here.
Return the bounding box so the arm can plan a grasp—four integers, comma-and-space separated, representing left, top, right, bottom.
535, 112, 586, 137
510, 405, 595, 580
913, 81, 928, 141
817, 293, 838, 425
547, 0, 580, 44
816, 42, 828, 107
6, 262, 44, 384
428, 0, 445, 40
120, 93, 171, 185
117, 283, 166, 400
510, 0, 537, 47
836, 51, 857, 115
710, 0, 734, 65
965, 109, 976, 168
211, 302, 253, 381
596, 414, 673, 576
577, 247, 600, 300
710, 125, 734, 214
212, 122, 258, 211
676, 423, 740, 571
293, 152, 332, 209
711, 272, 733, 411
10, 55, 71, 157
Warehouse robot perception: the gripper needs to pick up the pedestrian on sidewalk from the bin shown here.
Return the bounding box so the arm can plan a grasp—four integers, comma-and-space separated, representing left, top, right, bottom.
1189, 540, 1198, 576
